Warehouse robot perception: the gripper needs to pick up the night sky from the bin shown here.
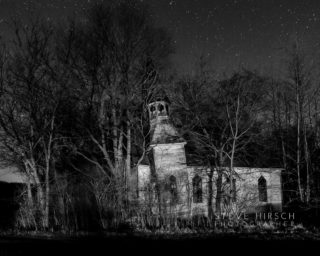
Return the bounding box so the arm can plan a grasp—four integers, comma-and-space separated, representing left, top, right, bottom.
1, 0, 320, 77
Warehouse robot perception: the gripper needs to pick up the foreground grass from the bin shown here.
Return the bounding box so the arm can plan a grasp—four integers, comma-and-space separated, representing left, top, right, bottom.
1, 227, 320, 241
1, 229, 320, 256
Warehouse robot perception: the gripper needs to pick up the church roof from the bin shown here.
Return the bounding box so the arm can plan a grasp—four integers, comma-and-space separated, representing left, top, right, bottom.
148, 87, 171, 104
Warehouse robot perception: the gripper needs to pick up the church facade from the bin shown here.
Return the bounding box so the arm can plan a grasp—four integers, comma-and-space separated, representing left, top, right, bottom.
137, 92, 283, 218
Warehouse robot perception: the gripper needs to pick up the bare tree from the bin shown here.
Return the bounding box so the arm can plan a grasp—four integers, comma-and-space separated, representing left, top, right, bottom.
285, 38, 315, 203
0, 18, 69, 229
173, 68, 266, 222
56, 0, 173, 226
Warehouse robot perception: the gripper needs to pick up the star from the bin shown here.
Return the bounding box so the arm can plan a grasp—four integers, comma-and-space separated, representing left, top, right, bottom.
0, 0, 320, 76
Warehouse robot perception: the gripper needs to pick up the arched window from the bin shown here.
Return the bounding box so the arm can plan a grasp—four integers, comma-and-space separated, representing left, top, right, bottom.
168, 175, 178, 203
150, 105, 155, 112
258, 176, 267, 202
158, 103, 164, 113
165, 104, 169, 115
193, 175, 202, 203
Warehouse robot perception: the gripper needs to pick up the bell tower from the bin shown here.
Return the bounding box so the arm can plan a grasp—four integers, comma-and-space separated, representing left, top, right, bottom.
147, 89, 187, 177
148, 90, 170, 140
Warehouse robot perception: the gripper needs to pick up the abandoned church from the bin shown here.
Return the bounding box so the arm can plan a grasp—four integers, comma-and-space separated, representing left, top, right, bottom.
0, 90, 283, 226
137, 91, 283, 217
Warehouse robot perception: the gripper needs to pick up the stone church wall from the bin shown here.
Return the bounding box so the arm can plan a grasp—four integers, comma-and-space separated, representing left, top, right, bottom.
137, 164, 283, 217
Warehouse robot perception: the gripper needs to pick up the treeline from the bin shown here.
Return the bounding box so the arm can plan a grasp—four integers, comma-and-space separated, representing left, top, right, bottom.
0, 0, 172, 231
170, 49, 320, 221
0, 0, 319, 232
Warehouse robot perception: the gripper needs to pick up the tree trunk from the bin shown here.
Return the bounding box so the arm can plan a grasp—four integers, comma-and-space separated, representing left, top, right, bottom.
126, 120, 131, 199
296, 85, 303, 202
44, 165, 50, 229
303, 121, 311, 203
278, 95, 287, 171
207, 167, 214, 224
26, 179, 34, 207
26, 159, 45, 210
215, 170, 223, 217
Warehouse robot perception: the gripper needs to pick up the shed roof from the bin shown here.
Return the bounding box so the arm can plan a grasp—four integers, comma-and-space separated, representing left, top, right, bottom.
0, 166, 28, 184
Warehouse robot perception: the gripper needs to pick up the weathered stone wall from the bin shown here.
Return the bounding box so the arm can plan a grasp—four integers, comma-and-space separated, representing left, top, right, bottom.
152, 143, 187, 175
137, 164, 283, 217
234, 167, 282, 213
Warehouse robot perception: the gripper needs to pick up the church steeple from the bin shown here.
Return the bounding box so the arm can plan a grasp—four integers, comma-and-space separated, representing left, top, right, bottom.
148, 89, 170, 132
147, 88, 185, 146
